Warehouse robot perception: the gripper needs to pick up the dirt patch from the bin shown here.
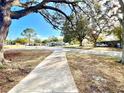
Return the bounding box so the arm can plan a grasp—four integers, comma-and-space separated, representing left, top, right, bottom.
0, 49, 52, 93
67, 52, 124, 93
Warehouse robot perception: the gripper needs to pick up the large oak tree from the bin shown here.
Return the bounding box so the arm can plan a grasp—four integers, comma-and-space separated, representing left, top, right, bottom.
62, 14, 90, 46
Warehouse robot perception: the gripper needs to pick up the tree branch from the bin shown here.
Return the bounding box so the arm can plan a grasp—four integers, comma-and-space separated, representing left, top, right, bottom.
43, 6, 69, 20
10, 0, 77, 19
39, 11, 60, 29
118, 0, 124, 12
45, 0, 79, 4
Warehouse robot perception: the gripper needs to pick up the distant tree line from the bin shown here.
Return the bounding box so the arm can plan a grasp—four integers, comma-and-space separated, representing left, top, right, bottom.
6, 28, 61, 46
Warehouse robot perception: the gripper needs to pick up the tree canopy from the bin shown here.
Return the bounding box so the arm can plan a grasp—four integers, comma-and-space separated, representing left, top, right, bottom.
62, 14, 90, 46
21, 28, 37, 45
14, 38, 28, 44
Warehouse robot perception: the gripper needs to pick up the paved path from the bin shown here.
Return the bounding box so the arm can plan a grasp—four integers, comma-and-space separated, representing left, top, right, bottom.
67, 49, 122, 58
20, 46, 122, 58
6, 46, 122, 59
8, 50, 78, 93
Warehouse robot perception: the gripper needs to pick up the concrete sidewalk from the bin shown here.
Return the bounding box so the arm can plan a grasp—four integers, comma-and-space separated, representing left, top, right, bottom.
8, 50, 78, 93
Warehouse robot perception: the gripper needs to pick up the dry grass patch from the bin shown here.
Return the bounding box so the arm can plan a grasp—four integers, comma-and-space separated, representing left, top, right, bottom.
64, 46, 122, 51
0, 49, 52, 93
67, 52, 124, 93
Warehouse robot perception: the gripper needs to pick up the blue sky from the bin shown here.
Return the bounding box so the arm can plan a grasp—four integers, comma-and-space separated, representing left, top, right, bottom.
8, 13, 61, 40
8, 4, 72, 40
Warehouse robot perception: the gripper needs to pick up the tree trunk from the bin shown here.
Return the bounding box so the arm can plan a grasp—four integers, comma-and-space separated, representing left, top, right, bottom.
0, 44, 5, 65
93, 40, 96, 47
0, 3, 12, 65
28, 35, 31, 46
79, 39, 83, 46
121, 21, 124, 64
29, 37, 31, 46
